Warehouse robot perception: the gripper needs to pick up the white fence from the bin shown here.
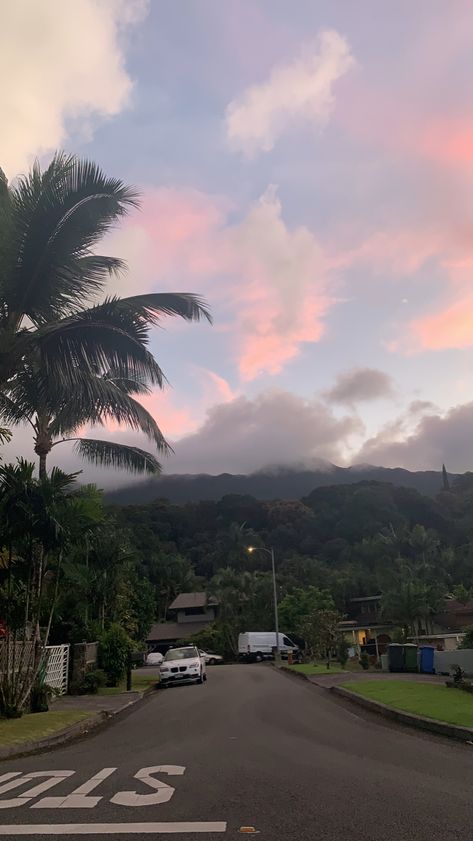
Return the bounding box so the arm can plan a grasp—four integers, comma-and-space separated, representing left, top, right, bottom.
45, 644, 70, 695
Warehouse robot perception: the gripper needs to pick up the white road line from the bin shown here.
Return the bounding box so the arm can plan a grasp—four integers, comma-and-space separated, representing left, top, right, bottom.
0, 772, 75, 810
32, 768, 117, 809
0, 821, 227, 834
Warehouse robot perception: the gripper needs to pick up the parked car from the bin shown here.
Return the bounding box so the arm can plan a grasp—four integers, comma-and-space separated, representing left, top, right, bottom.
199, 650, 224, 665
146, 650, 164, 666
238, 631, 299, 662
159, 646, 206, 687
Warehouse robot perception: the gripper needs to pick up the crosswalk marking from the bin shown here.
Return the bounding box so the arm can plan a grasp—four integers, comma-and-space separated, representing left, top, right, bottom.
0, 821, 227, 834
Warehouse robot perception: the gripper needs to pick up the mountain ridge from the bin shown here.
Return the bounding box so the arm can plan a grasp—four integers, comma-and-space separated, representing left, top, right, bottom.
104, 464, 454, 505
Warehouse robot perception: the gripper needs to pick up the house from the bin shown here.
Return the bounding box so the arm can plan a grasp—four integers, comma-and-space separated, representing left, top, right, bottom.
341, 594, 473, 654
406, 597, 473, 650
339, 595, 395, 655
146, 592, 218, 652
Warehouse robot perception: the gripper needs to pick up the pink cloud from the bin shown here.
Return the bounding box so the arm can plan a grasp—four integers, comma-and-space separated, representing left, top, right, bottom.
108, 186, 332, 382
411, 294, 473, 351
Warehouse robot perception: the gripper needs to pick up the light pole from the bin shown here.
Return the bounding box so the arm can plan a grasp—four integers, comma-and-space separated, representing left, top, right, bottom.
247, 545, 280, 658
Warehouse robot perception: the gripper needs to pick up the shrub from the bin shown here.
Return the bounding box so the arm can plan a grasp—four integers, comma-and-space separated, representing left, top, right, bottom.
458, 626, 473, 650
337, 638, 349, 668
73, 669, 107, 695
359, 652, 370, 670
99, 625, 132, 687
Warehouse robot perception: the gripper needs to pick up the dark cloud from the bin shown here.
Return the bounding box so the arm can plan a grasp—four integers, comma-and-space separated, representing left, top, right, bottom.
166, 391, 362, 475
408, 399, 438, 416
2, 391, 362, 484
325, 368, 395, 405
356, 401, 473, 472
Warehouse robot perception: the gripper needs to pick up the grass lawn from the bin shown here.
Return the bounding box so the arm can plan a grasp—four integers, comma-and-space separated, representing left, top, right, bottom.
97, 674, 158, 696
342, 680, 473, 728
289, 663, 347, 676
0, 710, 89, 747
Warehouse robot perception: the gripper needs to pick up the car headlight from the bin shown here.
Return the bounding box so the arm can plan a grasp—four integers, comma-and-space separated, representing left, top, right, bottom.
160, 667, 169, 673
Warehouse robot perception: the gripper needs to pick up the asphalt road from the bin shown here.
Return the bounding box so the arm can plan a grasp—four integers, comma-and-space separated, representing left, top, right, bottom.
0, 664, 472, 840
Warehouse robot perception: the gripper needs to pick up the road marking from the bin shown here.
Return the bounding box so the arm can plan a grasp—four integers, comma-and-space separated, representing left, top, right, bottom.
111, 765, 185, 807
0, 821, 227, 834
0, 772, 74, 810
32, 769, 117, 809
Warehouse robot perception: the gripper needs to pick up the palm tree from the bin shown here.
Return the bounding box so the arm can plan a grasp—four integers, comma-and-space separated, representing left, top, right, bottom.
0, 355, 170, 478
0, 153, 211, 476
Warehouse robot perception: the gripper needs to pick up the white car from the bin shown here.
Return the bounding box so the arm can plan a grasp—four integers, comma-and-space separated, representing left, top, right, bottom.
146, 650, 164, 666
159, 646, 206, 687
199, 650, 224, 665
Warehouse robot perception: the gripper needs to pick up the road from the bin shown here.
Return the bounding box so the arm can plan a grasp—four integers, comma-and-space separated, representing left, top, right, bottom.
0, 664, 472, 839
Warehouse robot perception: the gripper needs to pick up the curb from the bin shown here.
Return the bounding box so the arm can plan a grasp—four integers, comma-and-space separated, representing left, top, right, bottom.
331, 686, 473, 743
0, 683, 159, 762
277, 665, 309, 681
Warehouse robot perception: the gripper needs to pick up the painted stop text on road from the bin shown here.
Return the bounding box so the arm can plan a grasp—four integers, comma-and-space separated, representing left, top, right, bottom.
0, 766, 227, 835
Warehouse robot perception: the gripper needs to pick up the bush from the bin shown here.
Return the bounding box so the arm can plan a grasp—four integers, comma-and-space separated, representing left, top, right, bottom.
72, 669, 107, 695
99, 625, 132, 687
337, 638, 349, 668
458, 626, 473, 650
359, 652, 370, 670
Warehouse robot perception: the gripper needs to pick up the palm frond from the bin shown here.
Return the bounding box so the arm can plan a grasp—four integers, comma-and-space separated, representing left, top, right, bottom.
0, 390, 34, 427
6, 152, 139, 323
74, 439, 162, 474
48, 375, 171, 454
115, 293, 212, 325
35, 316, 165, 388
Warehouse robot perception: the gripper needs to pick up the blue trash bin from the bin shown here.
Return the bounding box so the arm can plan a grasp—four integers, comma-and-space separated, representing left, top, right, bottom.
419, 645, 435, 674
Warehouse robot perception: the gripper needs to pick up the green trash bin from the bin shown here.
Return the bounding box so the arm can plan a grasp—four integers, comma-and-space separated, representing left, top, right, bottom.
403, 643, 418, 673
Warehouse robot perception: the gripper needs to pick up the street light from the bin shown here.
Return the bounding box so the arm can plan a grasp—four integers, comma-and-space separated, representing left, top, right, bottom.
247, 545, 280, 658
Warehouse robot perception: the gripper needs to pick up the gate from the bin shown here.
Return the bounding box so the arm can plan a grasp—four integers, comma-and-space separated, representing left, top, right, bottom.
45, 644, 70, 695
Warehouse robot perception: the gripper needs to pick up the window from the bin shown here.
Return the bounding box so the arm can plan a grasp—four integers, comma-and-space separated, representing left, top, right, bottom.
283, 636, 293, 647
184, 607, 205, 616
164, 647, 198, 661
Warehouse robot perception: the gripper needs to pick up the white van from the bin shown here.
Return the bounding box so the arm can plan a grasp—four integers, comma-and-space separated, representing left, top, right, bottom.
238, 632, 298, 662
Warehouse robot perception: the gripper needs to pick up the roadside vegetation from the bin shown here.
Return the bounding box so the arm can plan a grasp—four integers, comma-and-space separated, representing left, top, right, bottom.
0, 710, 90, 747
342, 680, 473, 728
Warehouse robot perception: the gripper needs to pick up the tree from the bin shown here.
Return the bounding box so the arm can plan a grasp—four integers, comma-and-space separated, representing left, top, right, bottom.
279, 587, 335, 634
0, 461, 84, 716
209, 568, 274, 657
381, 576, 441, 639
300, 609, 342, 666
450, 583, 471, 604
0, 154, 211, 477
442, 464, 450, 492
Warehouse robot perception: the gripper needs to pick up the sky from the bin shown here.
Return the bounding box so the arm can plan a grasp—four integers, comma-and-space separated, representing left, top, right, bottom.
3, 0, 473, 482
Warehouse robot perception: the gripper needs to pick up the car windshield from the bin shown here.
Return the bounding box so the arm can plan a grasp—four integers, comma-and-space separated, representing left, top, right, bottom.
164, 647, 197, 661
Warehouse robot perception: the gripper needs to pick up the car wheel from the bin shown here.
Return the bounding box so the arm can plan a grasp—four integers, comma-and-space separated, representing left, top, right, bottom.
197, 671, 204, 684
208, 658, 216, 665
255, 652, 263, 662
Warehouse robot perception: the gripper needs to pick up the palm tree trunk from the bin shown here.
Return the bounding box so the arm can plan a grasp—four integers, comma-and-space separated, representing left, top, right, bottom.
34, 416, 52, 480
38, 453, 47, 480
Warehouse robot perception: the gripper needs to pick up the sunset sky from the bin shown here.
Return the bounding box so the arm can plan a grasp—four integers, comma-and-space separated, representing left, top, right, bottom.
3, 0, 473, 481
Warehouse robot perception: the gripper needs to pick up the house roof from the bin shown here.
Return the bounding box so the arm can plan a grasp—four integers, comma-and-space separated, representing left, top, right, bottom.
168, 592, 217, 610
349, 594, 382, 603
146, 621, 212, 642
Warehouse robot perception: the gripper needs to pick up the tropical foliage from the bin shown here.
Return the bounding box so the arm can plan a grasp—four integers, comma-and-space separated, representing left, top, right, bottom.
0, 153, 210, 478
0, 152, 210, 715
